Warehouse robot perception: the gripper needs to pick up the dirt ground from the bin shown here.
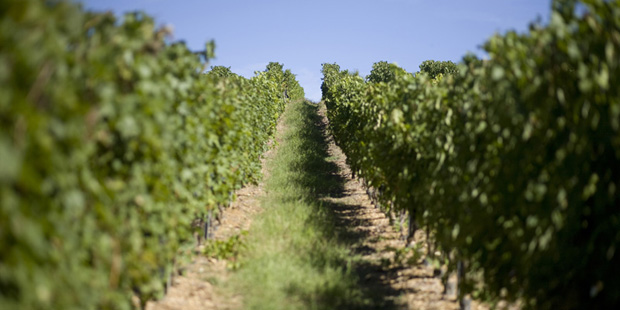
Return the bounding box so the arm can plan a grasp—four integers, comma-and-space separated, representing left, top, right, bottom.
146, 102, 497, 310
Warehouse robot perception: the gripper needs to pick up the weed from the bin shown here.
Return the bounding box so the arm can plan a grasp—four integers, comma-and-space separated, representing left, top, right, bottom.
202, 231, 248, 269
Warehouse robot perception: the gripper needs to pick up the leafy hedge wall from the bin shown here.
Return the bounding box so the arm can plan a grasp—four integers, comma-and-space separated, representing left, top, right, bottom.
0, 1, 303, 309
321, 1, 620, 309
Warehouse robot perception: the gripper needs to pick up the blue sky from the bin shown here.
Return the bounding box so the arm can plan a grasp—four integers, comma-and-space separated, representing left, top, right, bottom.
77, 0, 552, 101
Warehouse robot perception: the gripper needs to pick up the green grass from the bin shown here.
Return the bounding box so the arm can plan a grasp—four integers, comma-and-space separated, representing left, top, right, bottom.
230, 100, 370, 310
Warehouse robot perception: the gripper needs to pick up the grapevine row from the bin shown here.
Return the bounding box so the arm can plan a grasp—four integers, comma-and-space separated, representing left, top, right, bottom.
321, 1, 619, 309
0, 1, 304, 309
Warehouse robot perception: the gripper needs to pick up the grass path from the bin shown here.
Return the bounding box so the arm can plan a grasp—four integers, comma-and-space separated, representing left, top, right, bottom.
232, 100, 372, 309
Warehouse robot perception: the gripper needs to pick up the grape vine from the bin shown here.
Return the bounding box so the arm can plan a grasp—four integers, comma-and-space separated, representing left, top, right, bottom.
321, 1, 620, 309
0, 1, 303, 309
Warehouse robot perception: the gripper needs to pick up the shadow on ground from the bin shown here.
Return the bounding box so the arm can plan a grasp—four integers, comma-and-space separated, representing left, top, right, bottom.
288, 101, 404, 310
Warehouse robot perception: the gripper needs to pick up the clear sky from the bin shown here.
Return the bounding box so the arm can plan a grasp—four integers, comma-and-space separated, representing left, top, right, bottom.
77, 0, 552, 102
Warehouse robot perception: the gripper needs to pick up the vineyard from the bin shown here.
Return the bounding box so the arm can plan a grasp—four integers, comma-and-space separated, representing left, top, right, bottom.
0, 0, 303, 309
1, 0, 620, 309
322, 1, 620, 309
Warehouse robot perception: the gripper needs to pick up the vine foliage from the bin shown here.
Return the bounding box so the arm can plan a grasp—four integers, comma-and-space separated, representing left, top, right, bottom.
0, 1, 304, 309
322, 1, 620, 308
